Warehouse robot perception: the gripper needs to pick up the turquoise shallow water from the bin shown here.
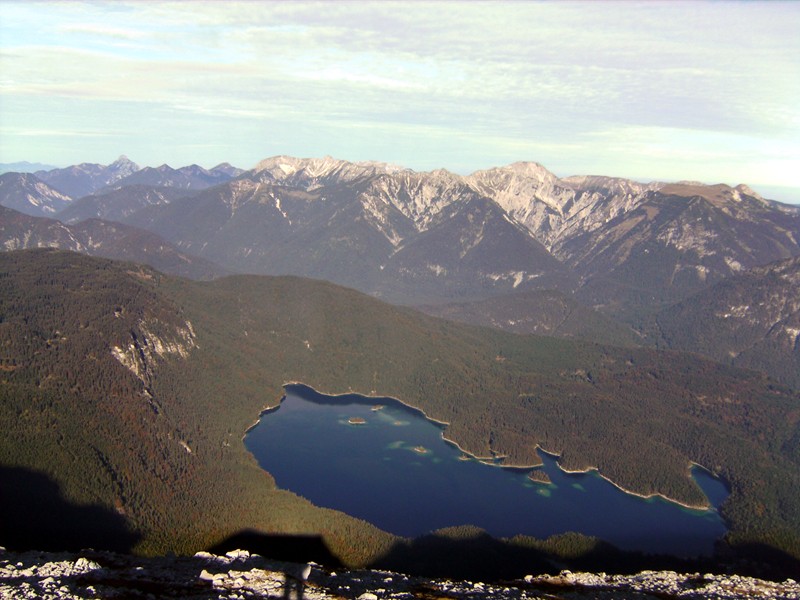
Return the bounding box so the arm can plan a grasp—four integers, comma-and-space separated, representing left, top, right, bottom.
245, 384, 728, 556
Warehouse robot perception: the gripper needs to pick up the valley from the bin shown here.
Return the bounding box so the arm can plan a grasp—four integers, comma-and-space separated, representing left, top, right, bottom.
1, 155, 800, 579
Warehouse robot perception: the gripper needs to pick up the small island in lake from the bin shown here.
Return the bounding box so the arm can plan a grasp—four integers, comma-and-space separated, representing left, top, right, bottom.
412, 446, 429, 454
458, 454, 471, 461
348, 417, 367, 425
371, 405, 385, 411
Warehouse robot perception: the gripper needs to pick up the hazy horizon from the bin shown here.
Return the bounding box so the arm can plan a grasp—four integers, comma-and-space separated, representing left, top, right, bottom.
1, 1, 798, 203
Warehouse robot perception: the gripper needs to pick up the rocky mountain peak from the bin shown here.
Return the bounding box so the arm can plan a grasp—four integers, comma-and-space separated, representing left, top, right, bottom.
466, 164, 575, 246
252, 155, 390, 190
254, 155, 342, 176
107, 155, 140, 180
181, 164, 211, 176
427, 167, 455, 178
254, 155, 410, 180
734, 183, 765, 201
25, 155, 140, 198
210, 162, 244, 177
468, 161, 559, 188
363, 168, 477, 230
561, 174, 659, 196
110, 154, 136, 167
354, 159, 408, 174
505, 160, 556, 180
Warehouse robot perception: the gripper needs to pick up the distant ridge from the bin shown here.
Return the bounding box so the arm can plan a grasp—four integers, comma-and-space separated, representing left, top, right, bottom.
57, 154, 794, 311
0, 161, 58, 174
0, 205, 226, 280
35, 155, 140, 198
101, 163, 244, 193
4, 153, 796, 315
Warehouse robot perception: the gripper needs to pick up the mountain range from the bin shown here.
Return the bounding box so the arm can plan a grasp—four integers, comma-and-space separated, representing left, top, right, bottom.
0, 205, 226, 280
2, 155, 800, 575
35, 155, 141, 199
0, 161, 58, 174
7, 155, 797, 310
1, 154, 797, 377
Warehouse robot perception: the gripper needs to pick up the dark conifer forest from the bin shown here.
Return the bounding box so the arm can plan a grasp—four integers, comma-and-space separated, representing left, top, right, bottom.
1, 249, 799, 577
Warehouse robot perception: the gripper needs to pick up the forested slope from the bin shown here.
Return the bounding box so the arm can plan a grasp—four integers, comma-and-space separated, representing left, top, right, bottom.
652, 256, 800, 391
0, 249, 394, 564
1, 249, 799, 567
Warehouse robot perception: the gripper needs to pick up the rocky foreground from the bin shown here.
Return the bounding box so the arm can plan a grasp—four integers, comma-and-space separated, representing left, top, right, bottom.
1, 548, 799, 599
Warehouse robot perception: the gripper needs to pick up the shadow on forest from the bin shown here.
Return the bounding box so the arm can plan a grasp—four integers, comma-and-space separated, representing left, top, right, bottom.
3, 465, 798, 583
208, 529, 343, 568
369, 529, 800, 583
206, 526, 800, 583
0, 466, 140, 553
368, 530, 633, 582
714, 541, 800, 581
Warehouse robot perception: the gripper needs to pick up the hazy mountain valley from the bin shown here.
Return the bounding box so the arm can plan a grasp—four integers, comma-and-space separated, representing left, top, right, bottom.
2, 156, 800, 588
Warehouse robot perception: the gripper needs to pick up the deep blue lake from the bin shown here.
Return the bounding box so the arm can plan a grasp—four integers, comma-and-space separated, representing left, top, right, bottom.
244, 384, 728, 556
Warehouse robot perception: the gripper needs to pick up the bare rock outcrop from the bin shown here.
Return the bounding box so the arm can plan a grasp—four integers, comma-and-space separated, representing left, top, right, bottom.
2, 547, 798, 599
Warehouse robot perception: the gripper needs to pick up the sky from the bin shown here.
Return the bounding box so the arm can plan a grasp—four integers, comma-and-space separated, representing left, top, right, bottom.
1, 1, 799, 202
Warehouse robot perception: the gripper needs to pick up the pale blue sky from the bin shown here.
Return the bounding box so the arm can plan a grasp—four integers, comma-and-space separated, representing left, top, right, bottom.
1, 1, 799, 202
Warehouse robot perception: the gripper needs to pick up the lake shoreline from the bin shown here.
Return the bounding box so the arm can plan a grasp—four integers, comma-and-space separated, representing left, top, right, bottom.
534, 446, 719, 512
250, 382, 722, 513
244, 382, 728, 554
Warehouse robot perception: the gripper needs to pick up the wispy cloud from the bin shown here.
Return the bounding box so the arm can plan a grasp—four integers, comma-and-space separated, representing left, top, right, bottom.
57, 22, 146, 40
1, 127, 120, 138
0, 0, 798, 197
